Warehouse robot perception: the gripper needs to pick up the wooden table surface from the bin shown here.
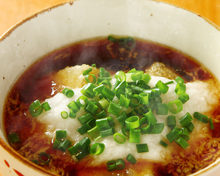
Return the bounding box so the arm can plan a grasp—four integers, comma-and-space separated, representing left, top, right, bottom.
0, 0, 219, 175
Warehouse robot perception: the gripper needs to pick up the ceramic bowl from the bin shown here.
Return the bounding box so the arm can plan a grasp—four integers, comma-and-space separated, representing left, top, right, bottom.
0, 0, 219, 175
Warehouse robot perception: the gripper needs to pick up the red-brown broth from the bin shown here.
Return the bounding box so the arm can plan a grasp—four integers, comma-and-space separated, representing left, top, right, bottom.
3, 37, 220, 176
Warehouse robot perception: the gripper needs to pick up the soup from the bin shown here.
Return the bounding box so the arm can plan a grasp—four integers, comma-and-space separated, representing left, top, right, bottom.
3, 36, 220, 176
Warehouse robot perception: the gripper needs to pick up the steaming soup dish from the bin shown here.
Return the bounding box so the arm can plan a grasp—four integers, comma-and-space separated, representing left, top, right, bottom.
3, 36, 220, 176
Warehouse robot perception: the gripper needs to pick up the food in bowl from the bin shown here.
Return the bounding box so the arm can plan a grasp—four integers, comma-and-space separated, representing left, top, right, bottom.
3, 36, 220, 176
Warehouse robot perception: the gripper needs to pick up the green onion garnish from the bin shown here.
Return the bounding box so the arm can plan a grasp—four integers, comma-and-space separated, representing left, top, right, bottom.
125, 116, 140, 129
126, 154, 136, 164
39, 152, 51, 165
156, 80, 169, 94
113, 133, 127, 144
193, 112, 209, 123
136, 143, 149, 153
159, 140, 168, 147
83, 68, 92, 76
55, 130, 67, 141
168, 99, 183, 114
85, 74, 96, 84
85, 101, 98, 114
167, 115, 176, 129
90, 143, 105, 155
166, 127, 182, 143
61, 111, 68, 119
209, 118, 214, 130
119, 94, 130, 108
129, 129, 141, 143
62, 88, 74, 98
175, 137, 189, 149
42, 102, 51, 111
156, 103, 168, 115
108, 102, 121, 116
29, 100, 43, 117
8, 132, 20, 144
179, 112, 192, 127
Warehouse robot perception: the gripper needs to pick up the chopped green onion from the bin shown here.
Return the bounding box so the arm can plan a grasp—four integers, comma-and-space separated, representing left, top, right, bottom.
142, 73, 151, 83
68, 137, 90, 160
106, 160, 116, 171
29, 100, 43, 117
117, 112, 127, 125
52, 139, 60, 149
175, 83, 186, 95
62, 88, 74, 98
186, 122, 194, 132
179, 112, 192, 127
8, 132, 20, 143
168, 99, 183, 114
78, 113, 93, 124
178, 93, 189, 104
119, 94, 130, 108
69, 109, 76, 118
140, 93, 149, 105
156, 103, 168, 115
108, 102, 121, 115
77, 96, 88, 107
87, 126, 100, 140
115, 71, 126, 81
100, 128, 114, 137
115, 81, 126, 97
149, 123, 164, 134
167, 115, 176, 129
42, 102, 51, 111
39, 152, 51, 165
93, 84, 104, 94
77, 119, 95, 135
68, 101, 80, 113
165, 81, 174, 85
143, 110, 157, 125
96, 118, 111, 130
125, 116, 140, 129
131, 71, 143, 81
113, 133, 126, 144
101, 86, 115, 101
92, 64, 96, 67
209, 118, 214, 130
81, 83, 96, 98
159, 140, 168, 147
136, 143, 149, 153
175, 137, 189, 149
83, 68, 92, 75
90, 143, 105, 155
140, 123, 152, 134
126, 154, 136, 164
129, 94, 141, 107
96, 110, 107, 119
99, 67, 111, 78
193, 112, 209, 123
61, 111, 68, 119
166, 127, 182, 143
57, 139, 71, 151
55, 130, 67, 141
106, 158, 126, 171
175, 76, 184, 84
85, 74, 96, 84
115, 159, 125, 170
129, 129, 141, 143
85, 101, 98, 114
99, 98, 109, 109
156, 80, 169, 94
